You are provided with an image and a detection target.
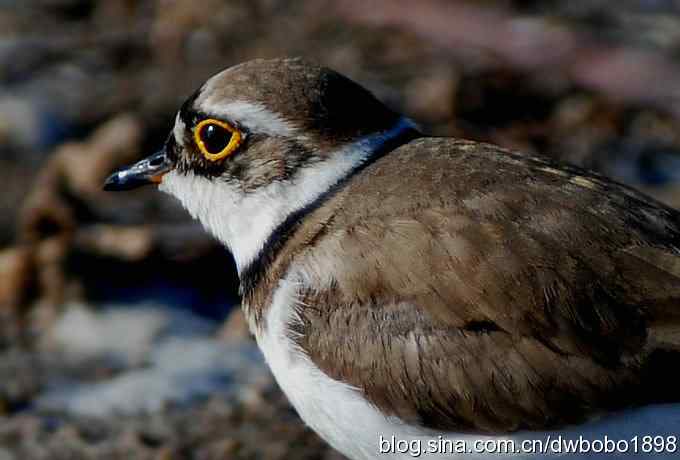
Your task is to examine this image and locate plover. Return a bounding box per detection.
[105,58,680,459]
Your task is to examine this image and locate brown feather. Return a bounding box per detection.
[243,137,680,433]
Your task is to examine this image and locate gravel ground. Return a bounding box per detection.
[0,387,342,460]
[0,304,344,459]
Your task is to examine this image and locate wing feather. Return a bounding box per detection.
[285,138,680,432]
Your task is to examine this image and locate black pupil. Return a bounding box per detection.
[201,123,232,154]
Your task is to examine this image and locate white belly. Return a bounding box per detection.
[254,277,680,460]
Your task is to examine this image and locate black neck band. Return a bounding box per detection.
[239,123,420,299]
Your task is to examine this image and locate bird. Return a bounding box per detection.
[105,58,680,459]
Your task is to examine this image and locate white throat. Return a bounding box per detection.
[160,117,415,274]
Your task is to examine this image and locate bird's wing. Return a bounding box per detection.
[290,138,680,433]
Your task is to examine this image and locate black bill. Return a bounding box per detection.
[104,148,173,191]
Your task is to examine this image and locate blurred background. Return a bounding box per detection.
[2,0,680,458]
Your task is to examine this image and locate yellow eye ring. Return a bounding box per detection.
[194,118,243,162]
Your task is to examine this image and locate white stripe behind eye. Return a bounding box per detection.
[197,100,299,137]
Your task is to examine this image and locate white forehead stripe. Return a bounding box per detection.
[173,113,186,142]
[196,100,298,137]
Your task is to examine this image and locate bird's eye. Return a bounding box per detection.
[194,119,243,161]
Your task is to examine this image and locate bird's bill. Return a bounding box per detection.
[103,148,173,191]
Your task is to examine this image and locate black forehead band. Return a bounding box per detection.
[178,88,202,128]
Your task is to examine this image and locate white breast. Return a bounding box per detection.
[253,274,444,460]
[254,274,680,460]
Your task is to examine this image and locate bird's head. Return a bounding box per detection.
[105,58,417,271]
